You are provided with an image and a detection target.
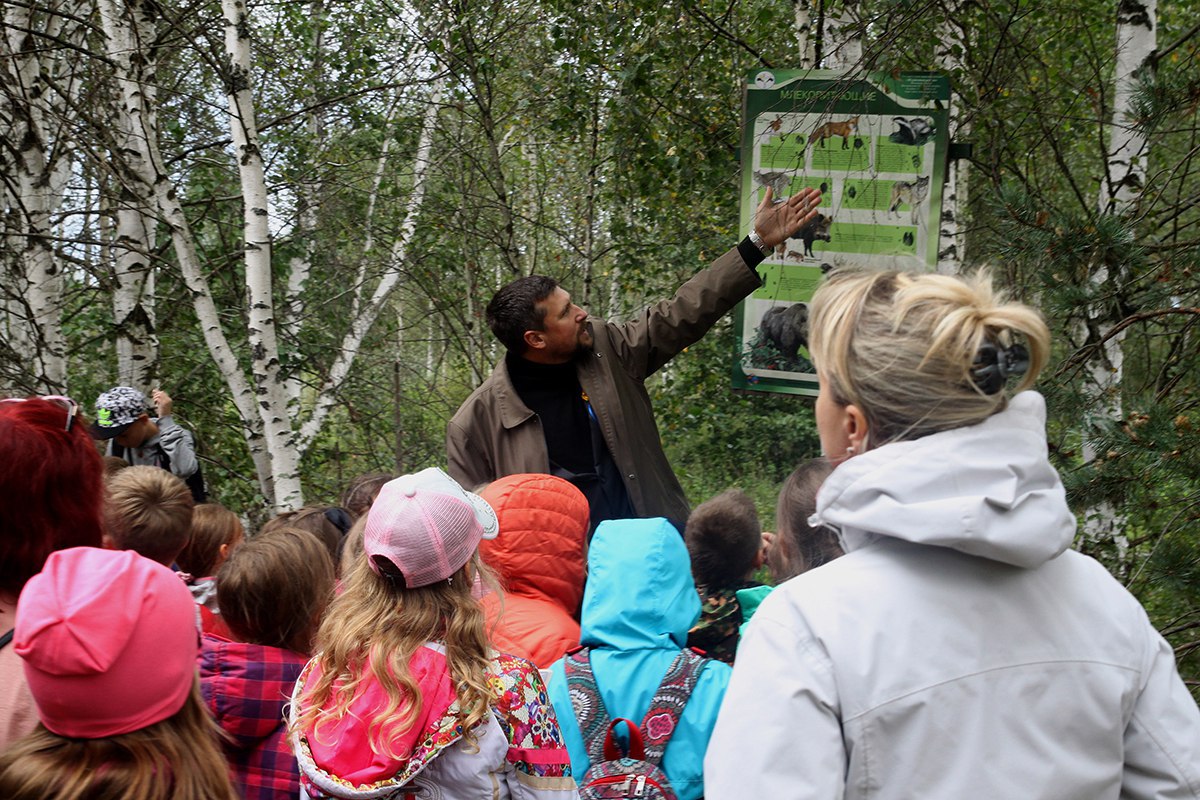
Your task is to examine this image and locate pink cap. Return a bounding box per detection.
[15,547,200,738]
[363,468,499,588]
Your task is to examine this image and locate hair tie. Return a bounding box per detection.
[971,341,1029,394]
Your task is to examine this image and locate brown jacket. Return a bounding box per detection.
[446,246,761,521]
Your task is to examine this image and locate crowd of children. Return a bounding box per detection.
[0,389,831,799]
[2,266,1199,799]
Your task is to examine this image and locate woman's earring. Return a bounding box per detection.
[846,445,856,456]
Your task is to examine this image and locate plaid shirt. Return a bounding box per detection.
[200,634,308,800]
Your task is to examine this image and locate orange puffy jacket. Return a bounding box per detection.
[478,474,589,668]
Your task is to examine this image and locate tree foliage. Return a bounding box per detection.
[2,0,1198,684]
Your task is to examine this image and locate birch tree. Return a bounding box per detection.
[295,77,445,456]
[936,4,969,276]
[221,0,304,509]
[106,0,159,391]
[823,0,864,72]
[1101,0,1157,214]
[99,0,276,497]
[1079,0,1157,549]
[793,0,816,69]
[0,0,89,392]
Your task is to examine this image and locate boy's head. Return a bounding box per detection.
[177,503,244,578]
[90,386,155,448]
[103,466,194,566]
[685,488,762,590]
[216,527,336,655]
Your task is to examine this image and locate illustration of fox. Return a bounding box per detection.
[808,116,859,149]
[758,115,784,144]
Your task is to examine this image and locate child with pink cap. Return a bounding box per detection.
[289,467,579,800]
[0,547,238,800]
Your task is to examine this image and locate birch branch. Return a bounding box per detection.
[296,76,444,454]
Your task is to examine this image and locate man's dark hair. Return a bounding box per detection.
[486,275,560,353]
[685,488,762,589]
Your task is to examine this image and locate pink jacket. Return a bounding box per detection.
[290,644,577,799]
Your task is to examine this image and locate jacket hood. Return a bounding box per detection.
[199,636,306,749]
[812,392,1075,569]
[579,517,700,650]
[292,644,460,792]
[479,474,588,614]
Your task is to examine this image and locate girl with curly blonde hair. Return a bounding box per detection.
[290,468,578,800]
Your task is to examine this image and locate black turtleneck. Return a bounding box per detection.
[505,352,594,474]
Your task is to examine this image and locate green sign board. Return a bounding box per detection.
[733,70,951,396]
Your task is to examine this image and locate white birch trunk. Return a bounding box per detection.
[108,0,160,391]
[111,202,158,390]
[282,184,317,411]
[793,0,815,69]
[936,13,968,276]
[1081,0,1156,552]
[295,77,444,454]
[1,0,87,391]
[823,0,863,72]
[1102,0,1155,212]
[99,0,275,505]
[222,0,303,511]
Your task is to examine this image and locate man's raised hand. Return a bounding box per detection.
[753,185,823,249]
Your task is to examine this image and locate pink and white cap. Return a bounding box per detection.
[363,467,499,588]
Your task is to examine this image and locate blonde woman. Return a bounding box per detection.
[0,547,238,800]
[290,468,578,800]
[706,269,1200,799]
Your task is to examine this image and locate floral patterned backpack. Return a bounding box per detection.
[564,647,708,799]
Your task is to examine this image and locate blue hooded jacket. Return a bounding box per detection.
[547,517,732,800]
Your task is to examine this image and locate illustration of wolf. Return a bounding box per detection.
[760,304,809,359]
[808,116,859,149]
[889,176,930,224]
[753,170,791,200]
[790,213,832,258]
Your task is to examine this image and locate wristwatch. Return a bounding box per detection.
[747,229,772,255]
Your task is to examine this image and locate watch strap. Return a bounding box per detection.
[747,229,771,255]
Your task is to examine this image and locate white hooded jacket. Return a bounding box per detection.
[706,392,1200,799]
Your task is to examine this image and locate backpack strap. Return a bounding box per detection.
[638,648,709,765]
[603,718,647,761]
[564,648,613,763]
